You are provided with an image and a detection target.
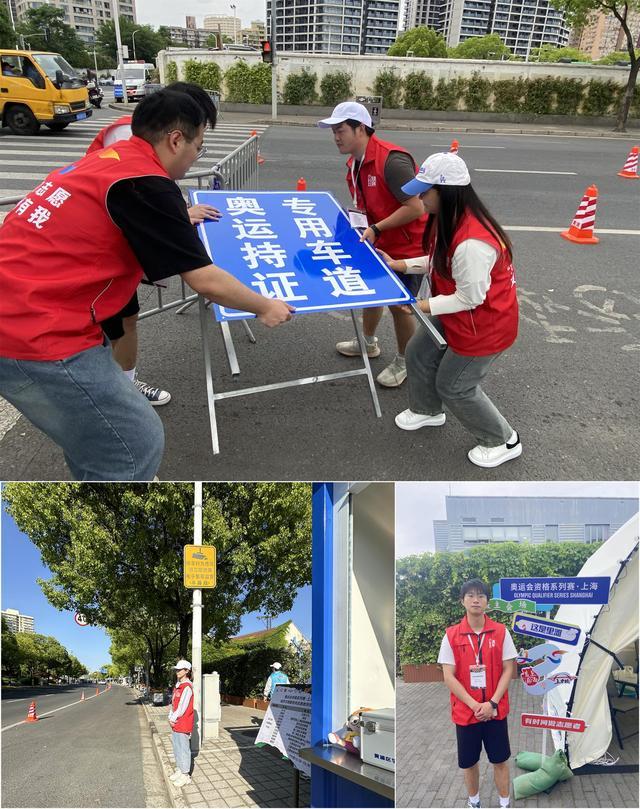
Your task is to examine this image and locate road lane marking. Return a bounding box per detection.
[475,169,577,175]
[1,690,105,731]
[505,225,640,235]
[431,144,505,149]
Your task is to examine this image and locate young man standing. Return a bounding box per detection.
[439,579,517,809]
[168,660,194,788]
[263,661,290,700]
[318,102,427,387]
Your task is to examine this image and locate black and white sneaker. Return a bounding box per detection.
[134,378,171,406]
[468,431,522,468]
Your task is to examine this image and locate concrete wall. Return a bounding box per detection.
[157,48,631,99]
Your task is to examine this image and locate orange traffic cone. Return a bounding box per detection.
[560,185,599,244]
[81,691,85,701]
[297,177,307,191]
[450,139,459,154]
[251,130,265,165]
[618,146,639,179]
[26,701,39,722]
[95,687,99,696]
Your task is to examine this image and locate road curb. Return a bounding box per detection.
[141,700,184,809]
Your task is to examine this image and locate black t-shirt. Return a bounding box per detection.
[106,175,212,282]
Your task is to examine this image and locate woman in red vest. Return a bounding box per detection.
[379,152,521,468]
[168,660,195,788]
[438,579,517,808]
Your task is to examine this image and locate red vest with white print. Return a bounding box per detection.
[446,614,510,726]
[429,212,518,356]
[345,135,427,259]
[171,680,194,734]
[86,114,132,153]
[0,136,170,360]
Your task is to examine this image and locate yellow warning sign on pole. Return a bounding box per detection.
[183,545,216,589]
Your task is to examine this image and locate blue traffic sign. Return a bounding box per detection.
[512,613,581,646]
[500,577,610,605]
[190,191,414,321]
[491,581,552,613]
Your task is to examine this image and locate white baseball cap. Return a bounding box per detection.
[401,152,471,196]
[172,659,192,670]
[270,662,282,670]
[318,101,372,129]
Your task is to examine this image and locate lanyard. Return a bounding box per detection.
[351,158,363,208]
[467,632,485,665]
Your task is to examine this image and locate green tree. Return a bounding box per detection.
[1,618,22,678]
[449,33,511,60]
[550,0,639,130]
[4,483,312,688]
[17,6,88,66]
[206,33,221,49]
[95,17,169,64]
[532,45,591,62]
[0,2,16,49]
[388,26,447,58]
[597,49,637,64]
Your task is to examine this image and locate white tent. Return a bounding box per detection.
[546,513,639,769]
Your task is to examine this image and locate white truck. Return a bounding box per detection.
[113,62,155,102]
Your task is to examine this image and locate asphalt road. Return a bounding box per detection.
[1,684,153,807]
[0,122,638,480]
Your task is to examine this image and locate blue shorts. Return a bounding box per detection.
[456,717,511,769]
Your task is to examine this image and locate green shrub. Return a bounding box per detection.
[165,62,177,83]
[320,71,353,105]
[464,72,492,112]
[372,69,403,109]
[403,72,435,110]
[283,69,317,105]
[522,77,555,115]
[224,60,251,102]
[247,63,272,104]
[433,77,465,111]
[183,59,222,91]
[491,78,525,112]
[582,79,620,116]
[630,86,640,119]
[553,78,584,115]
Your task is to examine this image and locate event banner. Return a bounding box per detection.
[255,685,311,776]
[500,577,610,604]
[521,713,586,733]
[190,191,414,321]
[512,613,582,646]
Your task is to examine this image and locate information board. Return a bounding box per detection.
[521,713,585,733]
[255,685,311,776]
[512,612,581,646]
[500,576,610,604]
[190,191,414,321]
[183,545,216,589]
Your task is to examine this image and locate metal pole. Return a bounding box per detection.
[271,11,277,120]
[111,0,128,105]
[132,29,141,62]
[192,482,203,748]
[92,48,98,81]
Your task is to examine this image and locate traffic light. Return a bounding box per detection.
[261,40,273,64]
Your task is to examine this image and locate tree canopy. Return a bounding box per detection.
[95,17,170,64]
[16,6,89,66]
[532,45,591,62]
[0,2,15,49]
[449,34,511,60]
[3,483,312,687]
[1,626,87,684]
[388,26,448,58]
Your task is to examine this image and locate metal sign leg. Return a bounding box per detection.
[198,295,221,455]
[241,319,257,344]
[351,309,382,418]
[220,321,241,376]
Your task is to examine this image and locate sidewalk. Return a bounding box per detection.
[397,680,638,808]
[143,699,310,809]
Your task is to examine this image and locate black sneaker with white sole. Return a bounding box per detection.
[134,378,171,406]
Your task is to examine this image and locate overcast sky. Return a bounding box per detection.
[396,481,640,559]
[135,0,267,29]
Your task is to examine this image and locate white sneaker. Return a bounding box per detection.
[468,431,522,468]
[377,354,407,387]
[395,408,446,430]
[172,773,191,787]
[168,769,182,781]
[336,337,380,357]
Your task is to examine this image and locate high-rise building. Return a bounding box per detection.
[13,0,137,45]
[240,19,266,48]
[167,25,212,49]
[2,608,35,633]
[266,0,400,55]
[574,9,640,60]
[203,14,242,42]
[185,15,196,30]
[405,0,569,56]
[433,497,638,553]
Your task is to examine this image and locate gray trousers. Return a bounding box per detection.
[405,319,514,448]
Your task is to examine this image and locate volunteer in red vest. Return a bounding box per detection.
[379,152,521,468]
[439,579,517,809]
[318,102,427,387]
[86,82,222,408]
[0,89,293,481]
[168,659,194,789]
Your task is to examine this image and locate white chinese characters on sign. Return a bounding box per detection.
[226,196,266,217]
[294,217,332,240]
[307,240,352,265]
[251,272,309,302]
[241,242,288,270]
[232,218,277,240]
[322,267,376,298]
[282,197,317,215]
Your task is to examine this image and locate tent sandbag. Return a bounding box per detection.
[515,750,573,779]
[513,750,573,799]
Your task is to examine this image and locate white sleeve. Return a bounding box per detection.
[502,630,518,660]
[404,255,429,274]
[428,239,498,316]
[437,634,455,666]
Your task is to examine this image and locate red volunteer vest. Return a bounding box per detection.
[429,212,518,356]
[86,114,132,153]
[0,136,170,360]
[345,135,427,259]
[446,614,510,726]
[171,679,194,734]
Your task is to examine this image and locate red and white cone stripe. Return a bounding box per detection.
[570,194,597,230]
[622,151,638,173]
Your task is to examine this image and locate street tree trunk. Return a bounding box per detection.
[615,59,640,132]
[178,614,190,659]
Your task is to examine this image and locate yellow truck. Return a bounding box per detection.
[0,49,91,135]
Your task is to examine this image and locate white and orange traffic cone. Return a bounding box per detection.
[26,701,39,722]
[560,185,599,245]
[95,687,99,696]
[251,130,265,165]
[450,139,459,154]
[297,177,307,191]
[618,146,639,179]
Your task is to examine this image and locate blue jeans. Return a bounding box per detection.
[171,730,192,774]
[0,340,164,480]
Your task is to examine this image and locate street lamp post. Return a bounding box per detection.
[131,28,141,61]
[230,4,237,45]
[191,482,203,752]
[110,0,128,104]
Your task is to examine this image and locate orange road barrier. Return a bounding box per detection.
[297,177,307,191]
[560,185,599,245]
[618,146,639,179]
[450,139,459,154]
[26,701,39,722]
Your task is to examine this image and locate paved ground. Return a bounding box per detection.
[143,699,310,808]
[396,680,639,808]
[1,114,638,480]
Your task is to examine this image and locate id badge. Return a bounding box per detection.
[348,209,369,230]
[470,664,487,689]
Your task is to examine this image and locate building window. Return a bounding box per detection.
[585,524,609,543]
[463,525,533,543]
